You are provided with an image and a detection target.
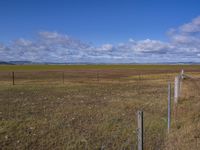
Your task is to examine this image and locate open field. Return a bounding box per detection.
[0,64,200,71]
[0,65,200,149]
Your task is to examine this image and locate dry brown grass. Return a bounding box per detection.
[164,78,200,150]
[0,65,200,149]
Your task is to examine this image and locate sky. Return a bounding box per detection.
[0,0,200,63]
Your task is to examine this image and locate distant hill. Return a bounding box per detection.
[0,61,14,65]
[9,61,33,65]
[0,61,200,65]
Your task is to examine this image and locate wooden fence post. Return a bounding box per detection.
[62,72,65,84]
[97,71,99,83]
[181,69,184,76]
[180,70,184,94]
[12,72,15,85]
[174,76,180,104]
[174,75,183,122]
[168,83,171,133]
[137,111,143,150]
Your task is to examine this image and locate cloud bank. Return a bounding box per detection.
[1,16,200,63]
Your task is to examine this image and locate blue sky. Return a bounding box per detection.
[0,0,200,63]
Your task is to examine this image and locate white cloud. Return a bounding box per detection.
[165,16,200,57]
[115,39,172,55]
[1,16,200,63]
[96,44,113,51]
[38,31,91,50]
[179,16,200,33]
[169,16,200,44]
[133,39,170,53]
[0,43,5,50]
[39,31,62,39]
[13,38,32,46]
[170,34,200,47]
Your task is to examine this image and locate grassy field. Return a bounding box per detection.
[0,64,200,71]
[0,65,200,149]
[165,78,200,150]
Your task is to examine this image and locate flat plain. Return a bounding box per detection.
[0,65,200,150]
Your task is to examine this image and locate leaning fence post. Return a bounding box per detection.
[137,111,143,150]
[174,76,180,104]
[168,83,171,133]
[12,71,15,85]
[174,75,182,122]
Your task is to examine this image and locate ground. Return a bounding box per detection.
[0,65,200,150]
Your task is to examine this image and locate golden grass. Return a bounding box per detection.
[164,78,200,150]
[0,64,200,71]
[0,66,200,149]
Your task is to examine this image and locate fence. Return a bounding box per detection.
[1,69,199,149]
[0,69,175,85]
[136,69,199,150]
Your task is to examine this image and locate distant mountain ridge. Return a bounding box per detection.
[0,61,14,65]
[0,61,200,65]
